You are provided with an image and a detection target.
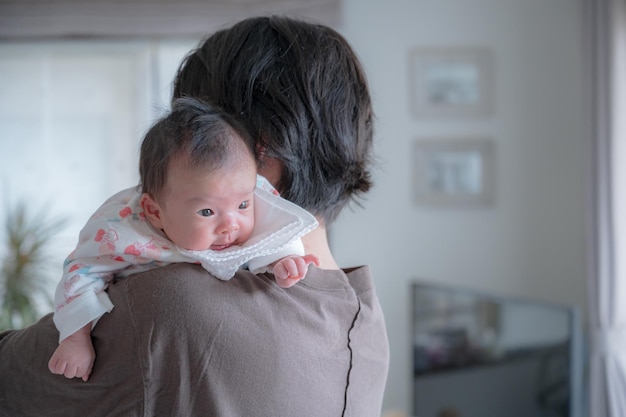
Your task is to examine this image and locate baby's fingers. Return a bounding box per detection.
[82,365,93,382]
[274,259,302,280]
[48,356,65,376]
[301,254,320,267]
[283,256,313,280]
[63,363,79,379]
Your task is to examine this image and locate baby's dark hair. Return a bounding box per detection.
[173,16,374,224]
[139,97,254,199]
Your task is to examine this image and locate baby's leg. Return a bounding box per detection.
[48,323,95,382]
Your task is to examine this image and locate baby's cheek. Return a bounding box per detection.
[236,215,253,238]
[243,222,256,241]
[177,230,210,251]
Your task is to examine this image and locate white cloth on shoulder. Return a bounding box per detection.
[178,183,318,279]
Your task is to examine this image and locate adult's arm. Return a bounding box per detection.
[0,263,389,417]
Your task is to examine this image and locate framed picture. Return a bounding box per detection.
[412,138,495,206]
[410,47,494,118]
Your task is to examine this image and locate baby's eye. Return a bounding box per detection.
[198,208,214,217]
[239,200,250,210]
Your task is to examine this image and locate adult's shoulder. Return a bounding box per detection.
[300,264,376,295]
[106,263,268,322]
[99,263,388,417]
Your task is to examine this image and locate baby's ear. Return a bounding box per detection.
[140,193,163,228]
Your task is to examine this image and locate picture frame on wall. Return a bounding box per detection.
[410,47,495,118]
[412,138,495,206]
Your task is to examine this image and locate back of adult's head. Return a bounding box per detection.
[173,15,374,225]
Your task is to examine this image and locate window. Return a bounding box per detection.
[0,39,196,262]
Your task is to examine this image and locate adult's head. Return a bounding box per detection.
[173,15,374,225]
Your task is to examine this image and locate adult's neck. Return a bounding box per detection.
[301,221,340,270]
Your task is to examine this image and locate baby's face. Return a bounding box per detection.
[150,156,257,251]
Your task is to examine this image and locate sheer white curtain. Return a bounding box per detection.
[587,0,626,416]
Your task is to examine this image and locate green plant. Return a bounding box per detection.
[0,201,67,331]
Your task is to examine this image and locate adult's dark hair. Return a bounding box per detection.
[139,97,254,199]
[173,16,374,224]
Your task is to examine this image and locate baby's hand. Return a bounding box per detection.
[273,254,319,288]
[48,325,95,382]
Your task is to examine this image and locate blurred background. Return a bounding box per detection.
[0,0,593,415]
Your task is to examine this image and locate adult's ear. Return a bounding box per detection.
[140,193,164,229]
[256,148,283,190]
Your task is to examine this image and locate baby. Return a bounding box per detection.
[48,97,318,381]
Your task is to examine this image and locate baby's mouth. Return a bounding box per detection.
[210,243,233,251]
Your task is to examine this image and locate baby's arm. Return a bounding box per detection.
[50,188,141,380]
[271,254,319,288]
[247,238,318,287]
[48,323,94,382]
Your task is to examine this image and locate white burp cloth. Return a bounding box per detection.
[178,186,318,280]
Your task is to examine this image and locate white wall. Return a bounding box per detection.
[333,0,588,414]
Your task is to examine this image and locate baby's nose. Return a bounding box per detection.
[218,215,239,234]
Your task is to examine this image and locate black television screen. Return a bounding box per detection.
[411,281,583,417]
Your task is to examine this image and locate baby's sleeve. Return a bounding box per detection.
[52,255,122,342]
[52,188,139,342]
[246,238,305,275]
